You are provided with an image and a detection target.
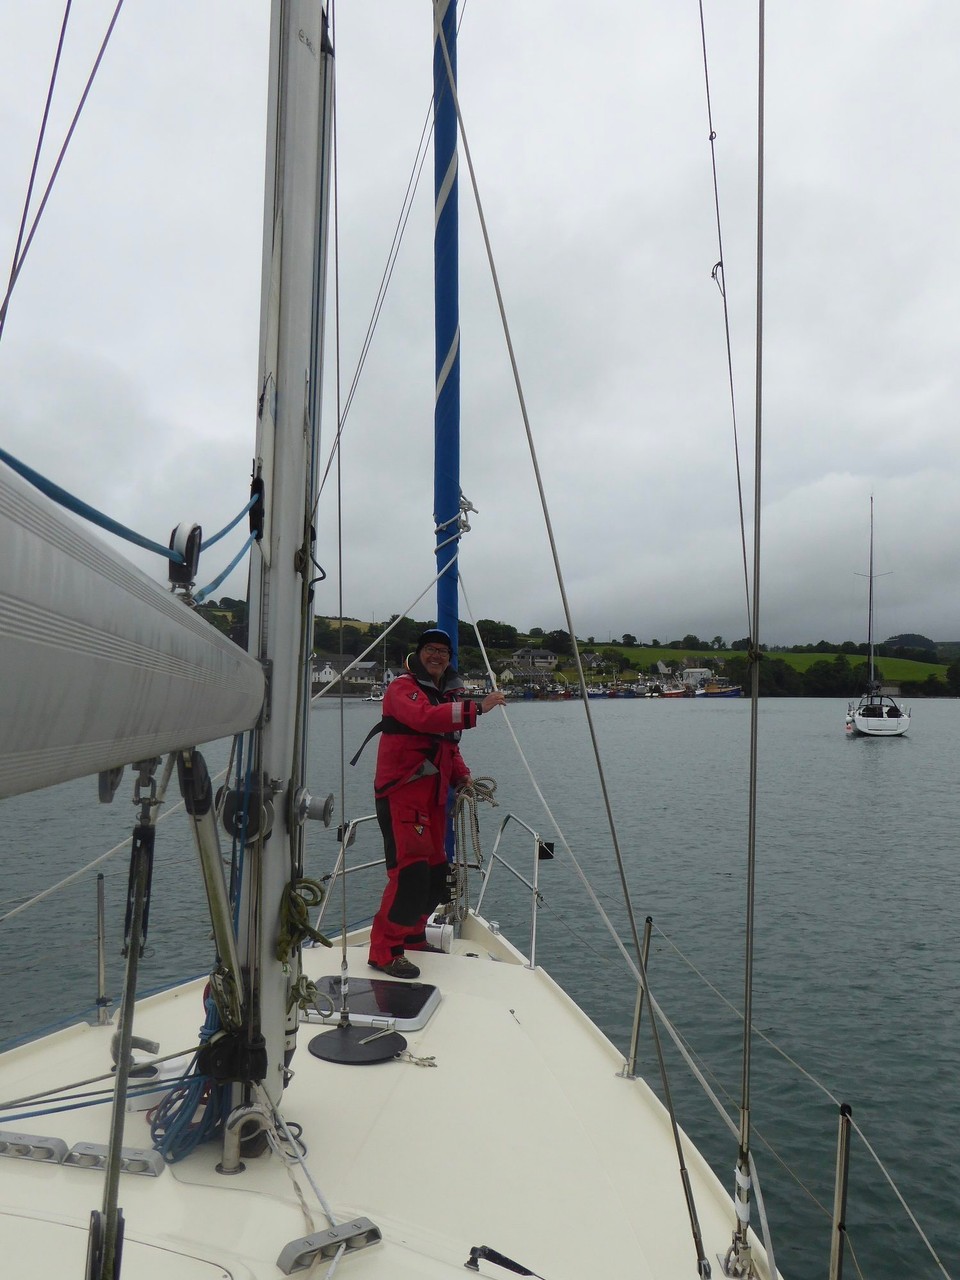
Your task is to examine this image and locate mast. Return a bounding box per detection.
[239,0,334,1106]
[867,495,875,687]
[432,0,460,659]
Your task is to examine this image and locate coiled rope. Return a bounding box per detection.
[452,776,497,919]
[276,879,332,962]
[148,992,229,1163]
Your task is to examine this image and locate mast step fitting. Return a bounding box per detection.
[276,1218,382,1274]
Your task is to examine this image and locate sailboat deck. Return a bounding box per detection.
[0,921,774,1277]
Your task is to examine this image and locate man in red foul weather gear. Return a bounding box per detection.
[367,629,505,979]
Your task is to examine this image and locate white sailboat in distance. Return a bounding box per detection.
[845,497,911,738]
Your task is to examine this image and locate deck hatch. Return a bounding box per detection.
[308,976,440,1031]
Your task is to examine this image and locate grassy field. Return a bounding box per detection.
[312,620,950,684]
[555,646,948,684]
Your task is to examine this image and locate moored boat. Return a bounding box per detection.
[694,679,743,698]
[845,498,910,738]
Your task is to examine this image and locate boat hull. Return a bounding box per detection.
[845,696,910,737]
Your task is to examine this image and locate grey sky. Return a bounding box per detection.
[3,3,958,648]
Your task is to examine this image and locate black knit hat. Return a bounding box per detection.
[416,628,452,654]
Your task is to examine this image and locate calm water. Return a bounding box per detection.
[2,695,957,1279]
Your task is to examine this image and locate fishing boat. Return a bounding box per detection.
[845,498,910,738]
[5,4,935,1280]
[659,679,694,698]
[694,680,743,698]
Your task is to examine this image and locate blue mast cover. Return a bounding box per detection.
[433,0,460,663]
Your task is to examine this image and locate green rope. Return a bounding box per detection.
[276,877,332,962]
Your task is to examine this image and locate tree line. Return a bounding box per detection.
[193,603,958,696]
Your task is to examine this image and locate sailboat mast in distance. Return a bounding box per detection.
[866,495,875,685]
[845,495,910,736]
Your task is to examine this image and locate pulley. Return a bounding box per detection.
[168,521,202,589]
[217,781,274,844]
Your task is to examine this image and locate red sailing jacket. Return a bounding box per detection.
[373,662,481,801]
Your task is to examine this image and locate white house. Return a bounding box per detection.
[313,657,379,688]
[510,647,559,671]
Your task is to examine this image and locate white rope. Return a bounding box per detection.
[437,0,649,977]
[254,1089,373,1278]
[433,490,476,553]
[0,834,132,924]
[318,1244,347,1279]
[256,1085,338,1227]
[460,578,747,1153]
[459,579,644,965]
[311,551,461,702]
[452,775,498,919]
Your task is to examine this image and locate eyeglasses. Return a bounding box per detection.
[422,645,451,657]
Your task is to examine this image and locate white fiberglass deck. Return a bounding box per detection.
[0,917,775,1278]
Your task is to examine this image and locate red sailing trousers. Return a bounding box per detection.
[368,782,450,966]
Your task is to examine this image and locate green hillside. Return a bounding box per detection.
[302,614,956,697]
[600,646,947,685]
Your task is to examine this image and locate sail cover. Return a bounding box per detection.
[0,465,264,798]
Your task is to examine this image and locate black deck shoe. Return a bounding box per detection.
[368,955,421,980]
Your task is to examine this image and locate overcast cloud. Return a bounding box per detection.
[2,3,959,649]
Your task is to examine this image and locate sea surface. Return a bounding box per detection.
[2,695,957,1279]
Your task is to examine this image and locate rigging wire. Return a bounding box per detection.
[328,0,353,986]
[459,576,713,1267]
[0,0,72,345]
[697,0,753,640]
[725,3,768,1274]
[309,554,460,702]
[313,5,471,515]
[435,0,645,996]
[314,54,433,510]
[430,12,713,1259]
[0,0,127,345]
[0,757,233,925]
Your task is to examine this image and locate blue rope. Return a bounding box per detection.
[200,495,257,551]
[0,444,183,562]
[194,533,256,603]
[2,445,259,589]
[148,991,231,1163]
[0,1078,192,1125]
